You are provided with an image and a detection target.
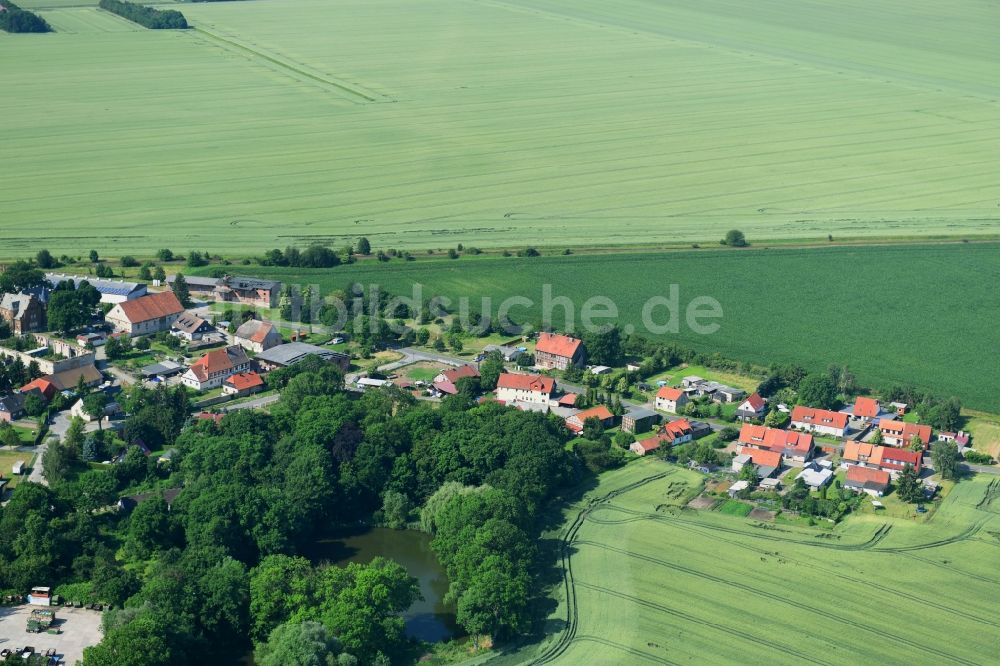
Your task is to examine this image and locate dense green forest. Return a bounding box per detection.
[98,0,188,29]
[0,0,51,33]
[0,356,578,664]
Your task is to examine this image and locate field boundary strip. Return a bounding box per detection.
[192,26,384,103]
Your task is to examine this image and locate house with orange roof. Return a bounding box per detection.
[737,424,814,463]
[842,440,921,477]
[223,371,265,397]
[736,392,767,421]
[534,332,585,371]
[629,439,661,456]
[105,291,184,337]
[565,405,615,433]
[852,396,882,422]
[181,346,251,391]
[732,447,782,478]
[790,405,848,438]
[844,465,890,497]
[878,419,932,449]
[496,373,556,406]
[654,386,688,414]
[20,378,56,402]
[653,418,694,446]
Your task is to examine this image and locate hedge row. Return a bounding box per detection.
[0,0,52,33]
[98,0,187,29]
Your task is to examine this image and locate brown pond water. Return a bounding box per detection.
[309,528,459,643]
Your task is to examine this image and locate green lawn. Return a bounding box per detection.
[5,0,1000,257]
[716,499,753,516]
[504,459,1000,664]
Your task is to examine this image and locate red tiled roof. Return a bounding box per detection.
[665,418,692,436]
[739,424,813,454]
[853,397,881,419]
[879,447,922,471]
[878,419,932,446]
[657,386,684,401]
[741,392,766,411]
[196,412,224,424]
[846,465,890,486]
[189,346,247,382]
[558,393,578,406]
[225,372,263,391]
[116,291,183,324]
[570,405,614,422]
[497,373,555,394]
[633,439,661,453]
[535,332,582,359]
[443,365,479,383]
[744,448,782,468]
[790,406,848,430]
[843,441,883,465]
[20,378,56,400]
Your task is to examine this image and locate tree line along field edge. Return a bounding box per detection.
[193,243,1000,413]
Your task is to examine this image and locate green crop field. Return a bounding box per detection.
[198,243,1000,412]
[4,0,1000,256]
[491,459,1000,665]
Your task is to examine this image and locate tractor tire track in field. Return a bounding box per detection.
[529,471,672,665]
[573,635,678,665]
[574,582,831,666]
[191,26,382,103]
[591,503,894,550]
[574,540,977,666]
[646,515,1000,627]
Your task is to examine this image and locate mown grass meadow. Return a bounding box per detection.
[4,0,1000,255]
[502,459,1000,665]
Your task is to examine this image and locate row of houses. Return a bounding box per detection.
[653,381,751,415]
[167,275,282,309]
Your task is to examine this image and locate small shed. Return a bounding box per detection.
[12,461,26,475]
[759,478,781,491]
[728,480,749,497]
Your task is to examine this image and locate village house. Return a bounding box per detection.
[432,365,480,396]
[181,346,251,391]
[878,419,932,449]
[105,291,184,337]
[0,293,46,335]
[46,364,103,391]
[790,405,848,438]
[852,396,882,422]
[71,397,119,423]
[482,344,522,362]
[842,441,922,477]
[737,424,814,463]
[736,392,767,421]
[254,342,350,372]
[0,393,26,423]
[223,371,265,397]
[844,466,891,497]
[45,273,147,304]
[654,386,688,414]
[653,418,695,446]
[534,332,585,370]
[621,406,660,434]
[496,373,556,406]
[732,447,782,478]
[214,276,281,309]
[234,319,283,353]
[798,462,834,490]
[565,405,615,433]
[878,447,923,475]
[938,431,971,447]
[630,439,660,456]
[170,312,215,341]
[20,378,56,403]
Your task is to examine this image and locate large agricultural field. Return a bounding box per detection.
[198,242,1000,413]
[4,0,1000,256]
[492,459,1000,665]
